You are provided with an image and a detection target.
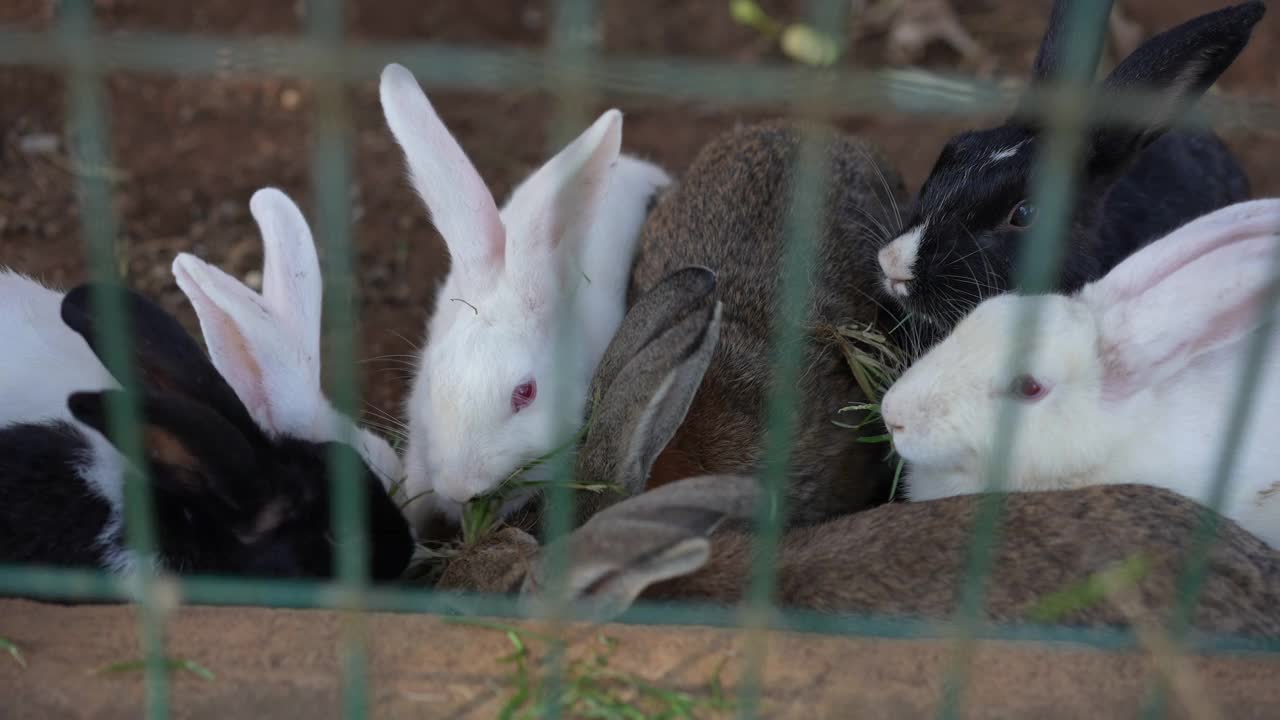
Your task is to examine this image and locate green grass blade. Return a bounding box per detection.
[0,637,26,668]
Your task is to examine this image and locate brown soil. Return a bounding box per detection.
[3,598,1280,719]
[3,1,1280,715]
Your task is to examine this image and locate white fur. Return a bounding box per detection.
[0,271,117,427]
[0,270,142,570]
[380,64,671,527]
[172,188,404,492]
[986,140,1029,165]
[882,199,1280,548]
[878,223,926,298]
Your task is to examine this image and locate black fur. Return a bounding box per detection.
[0,283,414,583]
[883,1,1264,336]
[0,421,112,567]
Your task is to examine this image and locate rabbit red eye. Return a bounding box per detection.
[1009,374,1046,400]
[1008,200,1037,228]
[511,380,537,413]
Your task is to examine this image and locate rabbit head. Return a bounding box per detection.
[437,266,724,591]
[881,199,1280,502]
[378,64,665,527]
[59,283,415,579]
[171,188,403,492]
[876,0,1265,330]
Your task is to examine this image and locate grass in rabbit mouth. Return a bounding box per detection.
[399,391,617,582]
[824,321,909,500]
[455,620,733,720]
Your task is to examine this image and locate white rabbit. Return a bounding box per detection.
[0,270,118,428]
[172,188,404,491]
[378,63,672,528]
[881,199,1280,547]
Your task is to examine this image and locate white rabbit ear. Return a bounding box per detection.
[379,63,505,292]
[251,187,322,372]
[1082,200,1280,399]
[172,253,289,433]
[505,109,622,272]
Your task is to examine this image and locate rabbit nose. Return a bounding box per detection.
[878,238,916,298]
[887,421,905,434]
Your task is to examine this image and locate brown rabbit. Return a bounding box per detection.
[442,473,1280,638]
[628,121,909,524]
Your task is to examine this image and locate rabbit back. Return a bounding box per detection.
[646,485,1280,637]
[629,122,908,524]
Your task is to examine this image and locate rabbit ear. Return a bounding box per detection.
[252,188,322,370]
[1029,0,1107,81]
[502,109,622,279]
[379,63,505,293]
[60,283,257,434]
[173,253,288,433]
[1089,1,1265,177]
[172,188,328,438]
[572,267,721,519]
[1082,199,1280,400]
[523,475,761,620]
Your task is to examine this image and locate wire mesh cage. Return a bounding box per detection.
[3,0,1280,718]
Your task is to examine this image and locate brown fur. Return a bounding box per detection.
[645,485,1280,636]
[441,484,1280,637]
[629,122,909,524]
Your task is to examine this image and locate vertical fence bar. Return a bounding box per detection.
[58,1,171,717]
[934,2,1112,718]
[536,1,599,716]
[1140,214,1280,717]
[305,0,369,718]
[736,2,847,717]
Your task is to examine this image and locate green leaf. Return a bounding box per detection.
[781,24,842,66]
[855,433,892,444]
[0,637,26,668]
[729,0,779,35]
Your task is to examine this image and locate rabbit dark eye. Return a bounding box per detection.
[1007,200,1037,228]
[1009,374,1047,401]
[511,379,537,413]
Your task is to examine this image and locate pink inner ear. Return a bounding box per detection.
[174,261,275,431]
[1090,202,1280,307]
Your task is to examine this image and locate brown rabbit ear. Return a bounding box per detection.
[573,278,722,521]
[588,266,717,396]
[522,475,760,621]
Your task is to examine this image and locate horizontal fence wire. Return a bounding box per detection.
[4,2,1280,719]
[1,26,1278,131]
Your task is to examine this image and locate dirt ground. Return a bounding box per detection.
[3,1,1280,716]
[3,598,1280,720]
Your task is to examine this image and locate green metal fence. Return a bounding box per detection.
[3,0,1280,718]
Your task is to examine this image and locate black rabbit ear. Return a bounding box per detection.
[1030,0,1113,81]
[68,390,258,501]
[61,284,262,438]
[1090,1,1265,177]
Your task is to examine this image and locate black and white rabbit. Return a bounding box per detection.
[876,0,1265,336]
[0,216,414,579]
